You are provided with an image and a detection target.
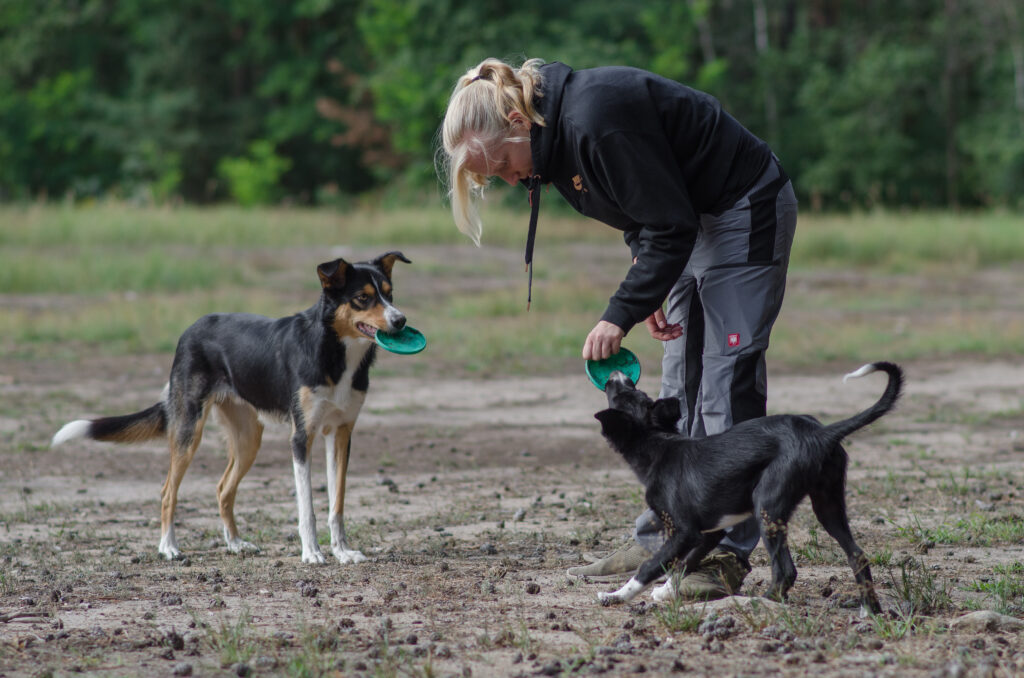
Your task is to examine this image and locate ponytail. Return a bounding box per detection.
[439,58,546,244]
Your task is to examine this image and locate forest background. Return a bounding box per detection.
[2,0,1023,212]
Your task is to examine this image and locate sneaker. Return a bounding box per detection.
[672,548,751,600]
[566,542,650,579]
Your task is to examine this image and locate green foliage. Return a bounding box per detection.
[0,2,1022,209]
[218,140,293,206]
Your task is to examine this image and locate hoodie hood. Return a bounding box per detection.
[529,62,572,184]
[520,62,572,309]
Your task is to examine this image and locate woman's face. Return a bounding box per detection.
[462,119,533,186]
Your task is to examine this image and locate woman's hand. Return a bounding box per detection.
[583,321,625,361]
[643,308,683,342]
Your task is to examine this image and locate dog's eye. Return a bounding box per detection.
[355,293,372,304]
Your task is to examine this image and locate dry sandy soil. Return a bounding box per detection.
[1,353,1024,677]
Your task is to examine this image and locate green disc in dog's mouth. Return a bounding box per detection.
[374,325,426,355]
[585,347,641,390]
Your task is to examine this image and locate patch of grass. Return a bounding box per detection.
[900,512,1024,547]
[202,608,260,666]
[884,557,954,616]
[794,526,845,566]
[789,210,1024,273]
[0,499,68,525]
[651,579,705,634]
[284,623,346,677]
[0,246,245,294]
[729,597,830,638]
[0,290,294,358]
[868,606,928,641]
[0,570,15,595]
[965,562,1024,615]
[773,607,832,638]
[5,204,1024,372]
[937,469,974,497]
[870,546,895,567]
[768,307,1024,368]
[0,201,621,249]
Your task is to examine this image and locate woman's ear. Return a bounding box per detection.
[507,111,531,130]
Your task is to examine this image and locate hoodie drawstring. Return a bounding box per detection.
[525,176,540,310]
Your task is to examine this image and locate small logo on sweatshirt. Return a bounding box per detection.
[572,174,586,192]
[727,333,741,347]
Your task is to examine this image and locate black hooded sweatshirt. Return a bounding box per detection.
[527,62,776,332]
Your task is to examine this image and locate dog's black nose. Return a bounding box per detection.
[393,315,406,331]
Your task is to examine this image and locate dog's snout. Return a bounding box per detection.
[386,307,406,332]
[606,370,631,387]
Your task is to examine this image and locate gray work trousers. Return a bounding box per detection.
[634,158,798,559]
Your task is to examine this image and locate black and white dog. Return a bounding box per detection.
[53,252,411,564]
[593,362,903,613]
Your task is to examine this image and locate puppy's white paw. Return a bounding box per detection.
[333,548,367,564]
[226,537,260,554]
[301,548,327,564]
[598,577,645,605]
[652,579,676,602]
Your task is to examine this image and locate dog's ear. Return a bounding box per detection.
[651,398,682,432]
[317,258,349,290]
[594,408,640,441]
[373,251,411,279]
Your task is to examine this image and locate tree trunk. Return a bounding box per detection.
[753,0,779,143]
[1004,0,1024,125]
[687,0,717,64]
[944,0,961,209]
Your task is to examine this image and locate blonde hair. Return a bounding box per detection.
[439,58,546,245]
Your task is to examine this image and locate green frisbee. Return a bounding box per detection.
[585,347,641,390]
[375,325,426,355]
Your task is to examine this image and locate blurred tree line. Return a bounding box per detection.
[1,0,1022,210]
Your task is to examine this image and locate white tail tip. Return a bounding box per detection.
[52,420,91,447]
[843,363,878,383]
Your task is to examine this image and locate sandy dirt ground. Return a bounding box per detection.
[1,353,1024,677]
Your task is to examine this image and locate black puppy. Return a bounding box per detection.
[594,362,903,613]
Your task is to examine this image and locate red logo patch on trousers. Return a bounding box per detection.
[727,333,741,347]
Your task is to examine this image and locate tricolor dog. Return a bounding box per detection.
[52,252,411,564]
[594,362,903,613]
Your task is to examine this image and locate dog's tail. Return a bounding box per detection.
[52,402,168,447]
[818,361,904,446]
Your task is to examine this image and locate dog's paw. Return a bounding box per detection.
[226,538,260,554]
[158,534,181,561]
[651,579,675,603]
[599,576,645,605]
[333,548,367,564]
[301,549,328,565]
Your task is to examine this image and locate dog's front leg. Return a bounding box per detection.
[598,577,647,605]
[291,425,326,564]
[598,534,694,605]
[651,535,722,602]
[324,425,367,564]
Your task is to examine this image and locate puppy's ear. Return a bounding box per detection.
[594,408,640,441]
[651,398,682,432]
[317,258,349,289]
[373,251,411,279]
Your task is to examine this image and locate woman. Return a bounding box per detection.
[440,58,798,600]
